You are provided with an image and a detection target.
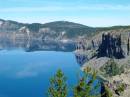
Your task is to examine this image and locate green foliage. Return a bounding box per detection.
[73,67,100,97]
[91,50,97,57]
[27,23,42,32]
[119,65,125,74]
[97,26,130,31]
[48,67,119,97]
[48,69,68,97]
[116,83,125,93]
[101,59,124,77]
[103,85,113,97]
[40,21,97,38]
[73,76,92,97]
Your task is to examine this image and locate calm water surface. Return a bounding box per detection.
[0,50,81,97]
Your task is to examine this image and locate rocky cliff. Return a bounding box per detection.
[0,19,130,51]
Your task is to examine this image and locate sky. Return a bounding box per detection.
[0,0,130,27]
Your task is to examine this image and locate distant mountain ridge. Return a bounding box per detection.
[0,18,130,51]
[0,19,96,38]
[0,18,130,39]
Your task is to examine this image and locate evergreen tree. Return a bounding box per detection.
[48,69,68,97]
[73,67,100,97]
[101,83,113,97]
[102,59,121,77]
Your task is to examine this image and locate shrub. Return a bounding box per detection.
[116,83,126,93]
[101,59,124,77]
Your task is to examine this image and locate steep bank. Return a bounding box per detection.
[0,18,130,51]
[75,29,130,97]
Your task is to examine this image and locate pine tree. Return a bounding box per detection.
[73,67,100,97]
[48,69,68,97]
[103,59,121,77]
[101,83,113,97]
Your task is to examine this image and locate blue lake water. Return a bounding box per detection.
[0,50,81,97]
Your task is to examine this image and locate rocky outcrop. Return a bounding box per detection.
[97,33,125,59]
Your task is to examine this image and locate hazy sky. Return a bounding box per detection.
[0,0,130,27]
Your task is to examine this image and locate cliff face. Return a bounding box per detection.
[0,19,97,39]
[0,18,130,51]
[97,33,125,59]
[0,19,98,51]
[75,28,130,69]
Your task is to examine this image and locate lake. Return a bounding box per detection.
[0,50,81,97]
